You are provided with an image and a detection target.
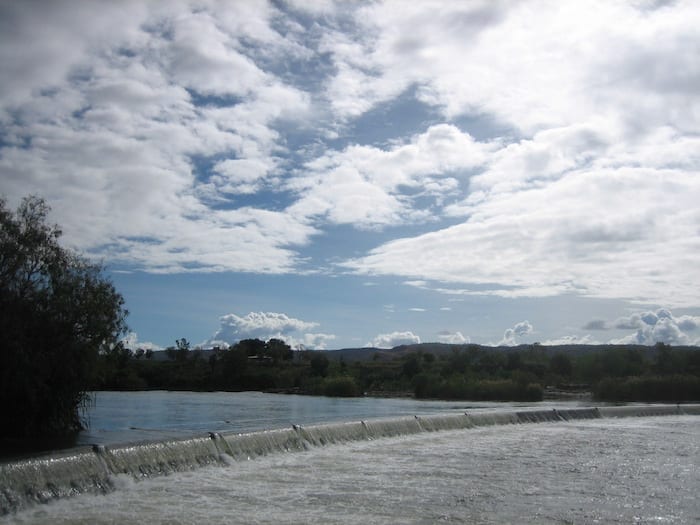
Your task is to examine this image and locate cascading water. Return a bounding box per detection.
[99,435,223,478]
[0,447,112,513]
[414,413,472,431]
[361,416,424,439]
[465,410,520,426]
[2,404,698,516]
[296,421,369,446]
[219,428,305,460]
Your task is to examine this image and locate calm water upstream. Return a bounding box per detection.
[5,415,699,524]
[77,390,592,446]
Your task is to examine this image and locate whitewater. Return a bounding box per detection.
[2,405,699,523]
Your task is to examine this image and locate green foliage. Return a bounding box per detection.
[91,328,700,404]
[0,196,127,438]
[238,338,266,357]
[310,352,330,377]
[594,375,700,402]
[322,376,361,397]
[414,375,543,401]
[549,352,573,377]
[266,338,293,362]
[575,346,645,382]
[402,353,422,378]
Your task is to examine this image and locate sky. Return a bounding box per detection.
[1,0,700,350]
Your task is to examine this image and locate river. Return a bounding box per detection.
[77,390,594,446]
[2,392,699,523]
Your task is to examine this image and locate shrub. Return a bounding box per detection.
[594,375,700,402]
[323,376,361,397]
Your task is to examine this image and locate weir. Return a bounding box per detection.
[2,403,698,515]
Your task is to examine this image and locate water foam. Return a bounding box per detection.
[2,403,698,515]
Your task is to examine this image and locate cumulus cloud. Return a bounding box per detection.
[544,309,700,347]
[610,309,700,346]
[295,333,337,351]
[287,124,493,229]
[2,0,700,340]
[437,331,469,345]
[208,311,322,347]
[0,1,313,274]
[497,321,533,347]
[345,164,700,307]
[332,2,700,309]
[541,334,599,346]
[324,1,700,133]
[368,331,421,349]
[120,331,162,351]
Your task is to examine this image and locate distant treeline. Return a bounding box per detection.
[94,340,700,402]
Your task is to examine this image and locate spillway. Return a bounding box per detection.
[2,403,698,516]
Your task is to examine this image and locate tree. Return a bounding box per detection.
[266,338,293,362]
[402,353,422,378]
[237,338,266,357]
[220,345,248,387]
[174,337,190,362]
[0,196,127,439]
[310,352,329,377]
[549,352,573,378]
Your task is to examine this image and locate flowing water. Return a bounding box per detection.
[77,391,582,446]
[1,392,699,523]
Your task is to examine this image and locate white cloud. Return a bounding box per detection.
[120,331,163,351]
[368,331,421,349]
[437,331,469,345]
[497,321,533,346]
[513,321,533,337]
[295,333,337,351]
[344,164,700,306]
[610,309,700,346]
[325,2,700,310]
[2,0,700,339]
[212,158,276,195]
[287,124,493,229]
[208,311,320,346]
[541,334,599,346]
[0,1,313,274]
[0,1,150,111]
[323,1,700,133]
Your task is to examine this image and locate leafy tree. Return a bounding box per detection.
[220,346,248,386]
[237,338,266,357]
[310,352,329,377]
[322,376,360,397]
[266,338,293,362]
[402,353,422,378]
[174,337,190,362]
[0,196,127,439]
[549,352,573,378]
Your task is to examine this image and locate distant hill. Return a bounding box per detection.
[142,342,699,363]
[326,343,700,362]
